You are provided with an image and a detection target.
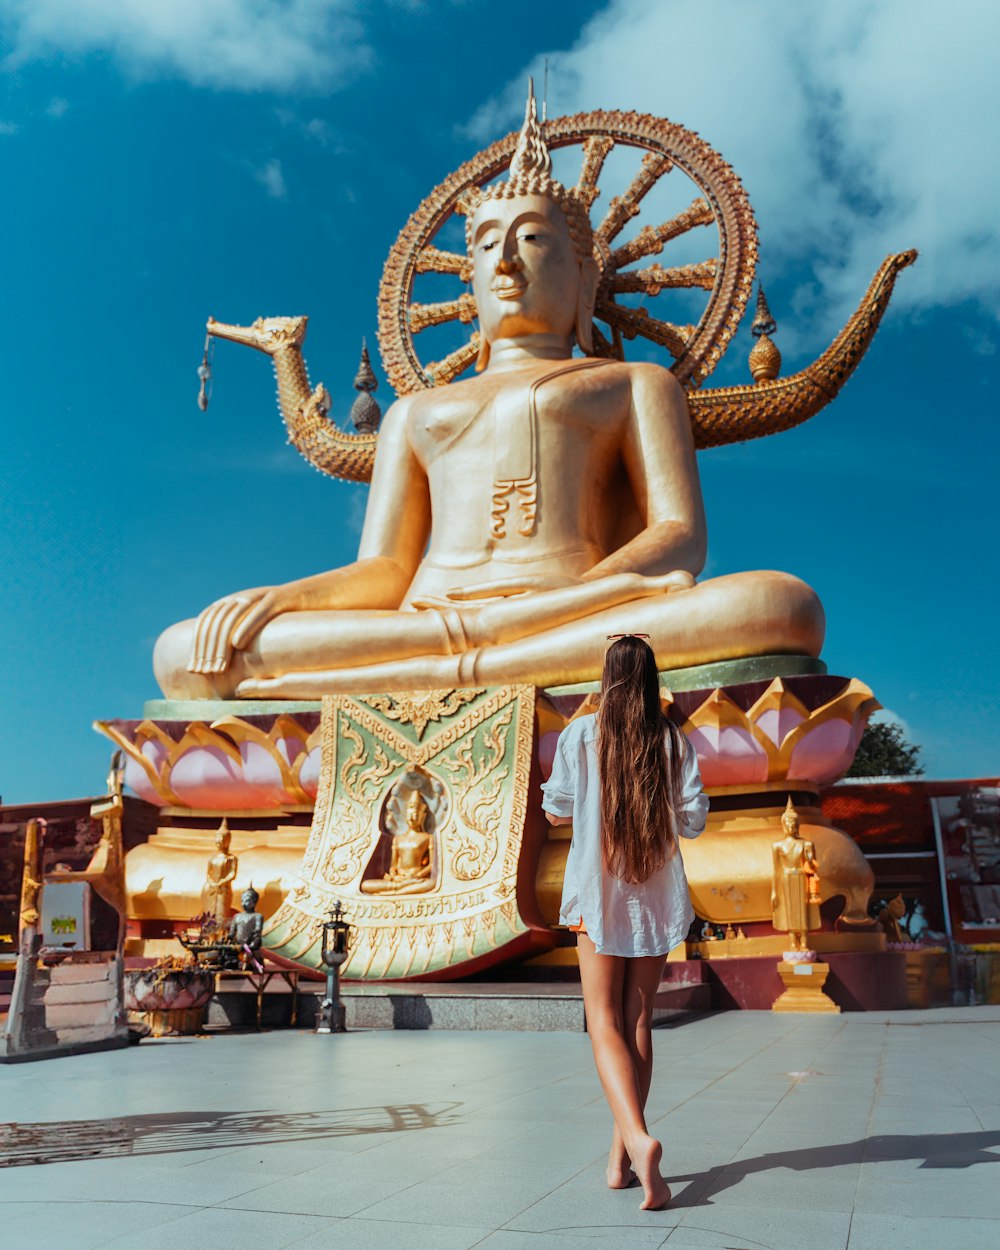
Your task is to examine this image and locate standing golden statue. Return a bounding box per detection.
[771,797,822,952]
[18,818,43,935]
[203,820,238,927]
[152,89,913,701]
[361,789,436,896]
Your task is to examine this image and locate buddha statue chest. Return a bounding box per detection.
[409,363,628,564]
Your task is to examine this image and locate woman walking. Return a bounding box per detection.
[541,634,708,1210]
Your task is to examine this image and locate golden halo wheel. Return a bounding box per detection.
[377,110,758,397]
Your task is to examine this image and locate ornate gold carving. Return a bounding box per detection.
[408,293,478,334]
[320,722,394,887]
[425,334,481,388]
[610,259,718,295]
[594,151,674,244]
[688,250,917,446]
[575,135,614,209]
[442,704,513,881]
[262,686,541,978]
[204,315,377,484]
[415,246,473,282]
[360,689,483,738]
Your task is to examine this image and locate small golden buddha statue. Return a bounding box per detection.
[771,797,821,952]
[152,88,824,701]
[361,790,436,896]
[203,820,238,927]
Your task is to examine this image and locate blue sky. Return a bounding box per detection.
[1,0,997,804]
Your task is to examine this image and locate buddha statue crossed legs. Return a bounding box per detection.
[153,93,823,701]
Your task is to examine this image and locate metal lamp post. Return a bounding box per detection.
[316,901,351,1033]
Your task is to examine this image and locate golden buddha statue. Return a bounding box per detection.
[150,90,857,702]
[771,797,822,951]
[203,820,238,926]
[361,789,436,896]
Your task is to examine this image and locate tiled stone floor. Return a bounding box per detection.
[1,1007,999,1249]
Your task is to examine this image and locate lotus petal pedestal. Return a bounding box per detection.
[97,655,881,976]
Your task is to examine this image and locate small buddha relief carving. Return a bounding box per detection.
[360,770,449,896]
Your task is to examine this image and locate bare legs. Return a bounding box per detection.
[608,954,661,1187]
[577,934,671,1210]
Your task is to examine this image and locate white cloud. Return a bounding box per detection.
[0,120,19,135]
[2,0,369,93]
[254,157,287,199]
[470,0,1000,340]
[46,97,69,117]
[872,707,916,741]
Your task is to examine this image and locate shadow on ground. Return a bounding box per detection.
[0,1103,462,1168]
[669,1131,1000,1207]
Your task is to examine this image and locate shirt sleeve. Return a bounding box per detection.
[540,723,577,818]
[675,732,709,838]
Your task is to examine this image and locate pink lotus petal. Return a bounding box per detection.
[298,747,321,798]
[755,707,805,748]
[238,741,295,806]
[788,719,856,786]
[124,757,164,806]
[171,745,276,810]
[688,725,769,786]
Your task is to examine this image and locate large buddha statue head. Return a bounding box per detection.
[466,88,601,368]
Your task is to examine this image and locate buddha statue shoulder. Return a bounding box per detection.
[153,90,913,701]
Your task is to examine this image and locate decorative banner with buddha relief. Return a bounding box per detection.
[262,685,550,979]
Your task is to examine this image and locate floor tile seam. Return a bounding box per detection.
[845,1020,889,1249]
[217,1199,366,1219]
[335,1143,587,1225]
[0,1197,207,1212]
[696,1020,876,1180]
[491,1149,616,1233]
[650,1026,802,1122]
[278,1215,347,1248]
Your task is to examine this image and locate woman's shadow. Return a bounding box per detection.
[668,1130,1000,1206]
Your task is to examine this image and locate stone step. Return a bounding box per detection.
[205,978,710,1032]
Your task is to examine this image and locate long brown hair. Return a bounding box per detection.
[597,635,685,884]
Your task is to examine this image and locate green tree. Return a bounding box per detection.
[847,721,925,778]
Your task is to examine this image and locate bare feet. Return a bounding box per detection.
[606,1144,636,1189]
[630,1134,672,1210]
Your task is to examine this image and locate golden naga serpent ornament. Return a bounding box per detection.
[207,110,915,483]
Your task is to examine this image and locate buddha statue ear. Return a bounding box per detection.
[476,334,491,372]
[575,257,601,356]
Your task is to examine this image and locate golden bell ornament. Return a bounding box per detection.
[749,333,782,382]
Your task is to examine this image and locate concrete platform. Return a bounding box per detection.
[207,978,711,1031]
[2,1007,998,1249]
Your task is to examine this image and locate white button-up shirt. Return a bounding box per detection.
[540,713,709,957]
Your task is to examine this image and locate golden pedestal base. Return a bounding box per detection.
[772,960,840,1013]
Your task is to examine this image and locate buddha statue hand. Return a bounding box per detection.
[188,584,284,675]
[186,557,411,676]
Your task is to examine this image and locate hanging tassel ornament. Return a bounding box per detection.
[196,331,215,412]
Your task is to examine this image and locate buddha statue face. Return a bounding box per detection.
[781,800,800,839]
[470,193,599,354]
[405,789,429,832]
